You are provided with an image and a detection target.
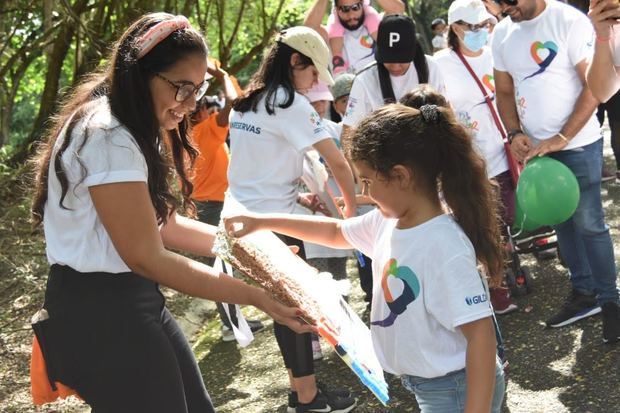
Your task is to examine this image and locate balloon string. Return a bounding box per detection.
[512,212,526,238]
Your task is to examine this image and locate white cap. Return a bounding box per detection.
[277,26,334,86]
[448,0,494,25]
[305,81,334,103]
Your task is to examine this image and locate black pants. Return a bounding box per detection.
[36,265,215,413]
[357,254,373,303]
[272,234,315,378]
[597,90,620,169]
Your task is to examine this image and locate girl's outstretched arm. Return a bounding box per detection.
[460,316,498,413]
[90,181,315,334]
[224,213,352,250]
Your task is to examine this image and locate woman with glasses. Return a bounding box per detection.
[434,0,518,316]
[29,13,313,412]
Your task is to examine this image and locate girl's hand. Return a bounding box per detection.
[297,193,332,217]
[589,0,620,37]
[224,214,260,238]
[253,289,317,334]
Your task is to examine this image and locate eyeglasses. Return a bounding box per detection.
[337,2,363,13]
[155,73,210,102]
[492,0,518,6]
[455,20,491,32]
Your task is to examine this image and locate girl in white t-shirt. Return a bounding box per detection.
[227,26,358,413]
[225,104,506,413]
[29,13,313,412]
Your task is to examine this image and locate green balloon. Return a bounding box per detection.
[513,196,543,232]
[515,156,580,226]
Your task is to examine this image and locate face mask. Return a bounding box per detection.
[463,28,489,52]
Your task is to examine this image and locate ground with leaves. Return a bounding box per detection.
[1,127,619,412]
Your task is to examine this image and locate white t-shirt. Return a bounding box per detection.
[343,25,376,73]
[227,88,331,213]
[491,0,600,149]
[301,118,350,259]
[44,98,148,273]
[341,211,493,378]
[432,34,447,50]
[342,57,446,127]
[434,47,509,178]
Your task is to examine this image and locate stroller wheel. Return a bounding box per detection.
[506,266,533,297]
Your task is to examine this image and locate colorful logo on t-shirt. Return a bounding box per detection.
[516,89,527,120]
[482,74,495,93]
[345,96,357,118]
[310,110,321,127]
[360,34,374,49]
[525,41,558,80]
[371,258,420,328]
[457,111,479,134]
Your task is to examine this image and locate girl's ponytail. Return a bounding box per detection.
[347,103,503,284]
[429,106,503,283]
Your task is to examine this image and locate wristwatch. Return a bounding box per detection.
[507,129,523,144]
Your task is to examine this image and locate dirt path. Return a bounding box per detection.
[1,127,619,412]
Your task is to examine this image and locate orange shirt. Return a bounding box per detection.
[190,113,229,202]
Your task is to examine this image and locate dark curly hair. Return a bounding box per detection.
[345,104,503,282]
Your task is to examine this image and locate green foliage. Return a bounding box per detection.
[8,56,48,148]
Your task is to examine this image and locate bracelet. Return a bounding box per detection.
[507,129,523,143]
[596,33,612,42]
[557,132,569,142]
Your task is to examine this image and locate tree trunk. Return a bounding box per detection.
[10,2,87,165]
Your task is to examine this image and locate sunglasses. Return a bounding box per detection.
[155,73,210,102]
[492,0,518,5]
[338,2,363,13]
[455,20,491,32]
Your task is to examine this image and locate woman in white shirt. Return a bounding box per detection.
[227,26,357,413]
[30,13,312,413]
[434,0,517,315]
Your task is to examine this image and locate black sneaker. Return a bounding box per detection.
[546,290,601,328]
[602,302,620,344]
[295,390,356,413]
[287,385,352,413]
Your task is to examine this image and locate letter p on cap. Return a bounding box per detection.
[389,32,400,47]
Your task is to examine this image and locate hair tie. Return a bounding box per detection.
[137,16,191,59]
[420,104,439,124]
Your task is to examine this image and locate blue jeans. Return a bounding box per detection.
[549,139,619,305]
[401,358,505,413]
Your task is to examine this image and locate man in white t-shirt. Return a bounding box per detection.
[304,0,405,74]
[586,0,620,102]
[492,0,620,344]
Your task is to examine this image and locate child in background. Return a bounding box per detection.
[329,73,356,122]
[225,103,506,412]
[431,17,448,53]
[328,0,381,74]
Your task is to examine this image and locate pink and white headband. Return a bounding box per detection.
[137,16,191,59]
